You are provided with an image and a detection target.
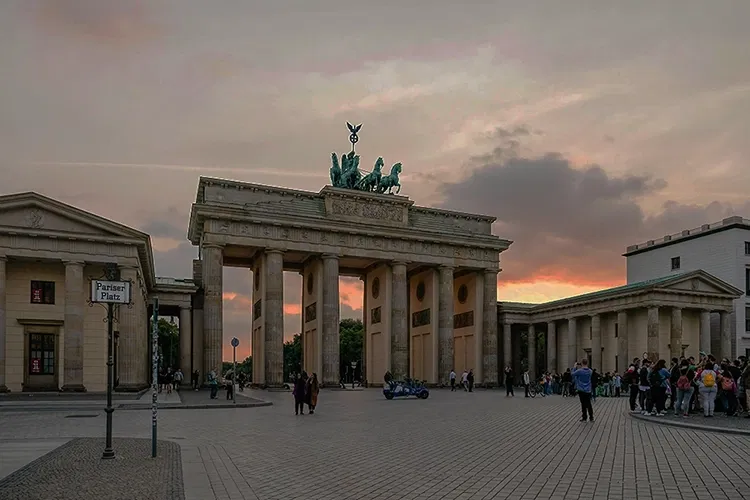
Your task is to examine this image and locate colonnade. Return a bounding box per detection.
[503,305,733,377]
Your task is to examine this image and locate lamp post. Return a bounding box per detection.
[231,338,239,403]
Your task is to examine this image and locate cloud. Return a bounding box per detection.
[439,145,750,286]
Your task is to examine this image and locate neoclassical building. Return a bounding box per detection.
[0,183,743,393]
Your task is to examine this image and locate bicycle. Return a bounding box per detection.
[529,381,546,398]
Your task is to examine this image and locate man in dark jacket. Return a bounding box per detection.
[668,357,680,410]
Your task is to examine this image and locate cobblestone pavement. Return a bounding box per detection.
[0,438,183,500]
[2,390,750,499]
[631,407,750,434]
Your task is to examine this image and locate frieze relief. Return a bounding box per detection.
[204,220,501,267]
[327,198,406,225]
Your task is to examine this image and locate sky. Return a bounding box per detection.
[2,1,750,360]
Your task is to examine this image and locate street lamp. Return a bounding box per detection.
[351,361,357,389]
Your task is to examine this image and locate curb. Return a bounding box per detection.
[629,411,750,436]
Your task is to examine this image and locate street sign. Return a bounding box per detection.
[91,280,131,304]
[231,337,239,348]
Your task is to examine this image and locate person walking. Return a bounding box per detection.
[461,370,469,391]
[523,370,531,398]
[467,369,474,392]
[504,366,515,396]
[572,360,594,422]
[293,373,307,415]
[307,373,320,414]
[208,369,219,399]
[450,369,457,391]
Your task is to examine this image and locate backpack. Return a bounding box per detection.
[677,371,691,390]
[721,376,734,391]
[639,367,649,386]
[649,369,661,387]
[703,371,715,388]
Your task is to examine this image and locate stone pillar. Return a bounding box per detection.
[321,254,340,386]
[390,261,408,380]
[527,324,536,377]
[617,310,628,370]
[482,270,498,386]
[647,306,659,361]
[670,307,682,360]
[360,275,367,385]
[437,266,454,385]
[546,321,557,373]
[202,244,223,381]
[180,306,192,379]
[720,310,732,360]
[117,265,144,391]
[0,256,7,392]
[264,250,285,386]
[567,318,578,368]
[590,314,601,371]
[503,322,512,369]
[699,310,711,355]
[61,261,86,391]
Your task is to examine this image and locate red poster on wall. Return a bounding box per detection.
[31,358,41,374]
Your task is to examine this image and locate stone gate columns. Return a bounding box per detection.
[546,321,556,373]
[699,310,711,355]
[437,266,454,385]
[118,265,144,390]
[590,314,601,372]
[321,254,340,386]
[180,306,192,378]
[646,306,659,361]
[617,310,628,368]
[527,324,536,377]
[567,318,577,368]
[482,270,498,386]
[390,262,408,380]
[264,250,285,386]
[0,256,7,393]
[720,310,732,360]
[670,307,682,360]
[502,322,512,370]
[202,244,223,380]
[61,260,85,391]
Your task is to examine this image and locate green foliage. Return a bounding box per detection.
[157,318,179,369]
[283,334,302,382]
[339,318,363,367]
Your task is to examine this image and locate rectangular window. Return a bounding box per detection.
[746,268,750,295]
[29,333,55,375]
[745,242,750,255]
[615,323,619,338]
[30,281,55,304]
[671,257,681,270]
[589,325,592,340]
[746,307,750,332]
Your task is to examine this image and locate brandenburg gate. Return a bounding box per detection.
[187,125,511,387]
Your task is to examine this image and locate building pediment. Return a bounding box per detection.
[0,192,148,242]
[655,270,744,296]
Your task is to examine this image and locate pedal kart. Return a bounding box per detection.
[383,378,429,400]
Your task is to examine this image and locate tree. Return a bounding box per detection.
[157,318,179,369]
[283,334,302,382]
[339,318,363,381]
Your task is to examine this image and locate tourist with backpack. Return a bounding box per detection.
[674,359,695,417]
[697,360,719,417]
[650,359,670,416]
[721,368,738,416]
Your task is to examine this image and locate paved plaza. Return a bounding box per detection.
[1,390,750,500]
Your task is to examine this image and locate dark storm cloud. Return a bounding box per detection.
[439,150,750,285]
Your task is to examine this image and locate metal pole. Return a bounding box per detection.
[102,302,115,459]
[232,346,237,404]
[151,298,159,458]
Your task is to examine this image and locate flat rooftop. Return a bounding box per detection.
[624,215,750,256]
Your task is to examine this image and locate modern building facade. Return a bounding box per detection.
[624,216,750,359]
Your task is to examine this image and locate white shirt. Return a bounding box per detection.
[449,371,456,380]
[461,371,468,383]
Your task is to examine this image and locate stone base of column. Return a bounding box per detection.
[60,384,87,392]
[0,385,9,393]
[115,383,149,392]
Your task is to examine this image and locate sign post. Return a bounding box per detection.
[151,298,159,458]
[90,270,132,460]
[231,337,239,403]
[351,361,357,389]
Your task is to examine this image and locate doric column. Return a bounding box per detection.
[321,254,340,386]
[202,244,224,381]
[61,260,86,391]
[117,265,144,390]
[360,275,367,385]
[390,261,408,380]
[670,307,682,360]
[699,310,711,355]
[0,256,7,392]
[503,322,512,369]
[720,310,732,360]
[617,310,628,369]
[437,266,454,385]
[567,318,578,368]
[482,270,498,386]
[590,314,601,371]
[527,324,536,377]
[646,306,659,361]
[264,249,285,386]
[546,321,557,373]
[180,306,192,379]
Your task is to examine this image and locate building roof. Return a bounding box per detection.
[624,216,750,256]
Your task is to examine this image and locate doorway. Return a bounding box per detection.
[25,332,59,391]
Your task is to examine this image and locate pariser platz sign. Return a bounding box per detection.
[91,280,132,304]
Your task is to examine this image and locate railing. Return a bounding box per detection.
[626,216,750,252]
